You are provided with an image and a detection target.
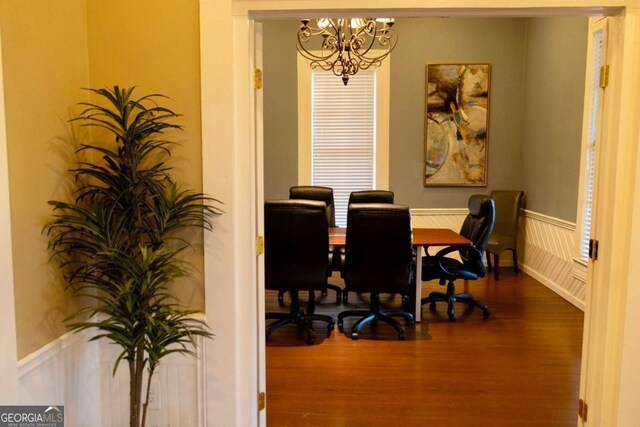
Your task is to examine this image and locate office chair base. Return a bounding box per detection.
[266,292,335,345]
[324,284,342,303]
[337,294,414,340]
[278,285,342,306]
[421,283,490,321]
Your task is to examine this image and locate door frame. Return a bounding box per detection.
[199,2,640,425]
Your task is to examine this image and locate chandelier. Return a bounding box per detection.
[296,18,397,85]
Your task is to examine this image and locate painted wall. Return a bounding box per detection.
[521,17,588,222]
[0,0,206,359]
[86,0,205,310]
[263,17,588,221]
[0,20,19,403]
[263,21,300,201]
[390,18,526,208]
[0,0,91,358]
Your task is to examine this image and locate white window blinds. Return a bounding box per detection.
[579,28,603,261]
[311,70,377,227]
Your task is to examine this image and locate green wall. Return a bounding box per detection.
[521,17,588,222]
[263,20,299,201]
[389,18,526,207]
[262,17,588,222]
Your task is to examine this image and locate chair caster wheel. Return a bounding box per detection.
[327,323,334,337]
[307,337,316,345]
[342,293,349,304]
[351,332,359,340]
[448,314,456,322]
[398,333,406,341]
[407,320,415,326]
[278,295,284,305]
[337,321,344,332]
[483,309,491,318]
[336,292,342,304]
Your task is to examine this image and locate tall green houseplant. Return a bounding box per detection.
[45,86,220,427]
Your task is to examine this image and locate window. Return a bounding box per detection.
[574,18,607,280]
[297,54,390,226]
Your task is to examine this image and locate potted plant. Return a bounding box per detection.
[45,86,221,427]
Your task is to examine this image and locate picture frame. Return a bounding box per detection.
[424,63,491,187]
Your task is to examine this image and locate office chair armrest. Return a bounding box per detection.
[432,245,484,277]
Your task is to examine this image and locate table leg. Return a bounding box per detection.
[414,245,423,322]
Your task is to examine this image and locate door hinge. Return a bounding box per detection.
[258,391,266,411]
[589,239,599,261]
[256,236,264,256]
[254,68,263,90]
[578,398,588,422]
[599,64,609,88]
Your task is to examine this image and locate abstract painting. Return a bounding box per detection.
[424,63,491,186]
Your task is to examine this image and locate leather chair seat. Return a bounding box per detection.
[422,257,481,282]
[486,233,515,254]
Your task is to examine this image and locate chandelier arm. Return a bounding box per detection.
[296,17,397,86]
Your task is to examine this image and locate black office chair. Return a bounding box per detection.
[338,203,415,340]
[341,189,395,303]
[265,200,335,345]
[348,190,394,205]
[288,185,342,303]
[290,186,336,226]
[421,195,495,321]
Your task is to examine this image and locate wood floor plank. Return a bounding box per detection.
[266,270,583,426]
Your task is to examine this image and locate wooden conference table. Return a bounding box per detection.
[329,227,472,322]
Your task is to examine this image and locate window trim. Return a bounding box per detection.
[573,17,608,283]
[296,52,390,189]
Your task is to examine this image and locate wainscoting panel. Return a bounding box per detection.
[18,328,102,426]
[99,333,205,427]
[521,210,585,310]
[18,319,205,427]
[410,208,467,231]
[410,208,586,310]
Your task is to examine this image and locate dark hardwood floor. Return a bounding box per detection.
[265,269,584,426]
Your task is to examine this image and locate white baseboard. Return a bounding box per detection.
[521,264,585,310]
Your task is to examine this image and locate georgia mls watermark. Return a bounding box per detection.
[0,406,64,427]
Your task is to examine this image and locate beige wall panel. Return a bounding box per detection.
[0,0,90,358]
[86,0,205,310]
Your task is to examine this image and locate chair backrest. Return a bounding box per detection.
[348,190,394,205]
[264,200,329,291]
[490,190,524,238]
[460,195,496,253]
[344,203,413,294]
[289,185,335,227]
